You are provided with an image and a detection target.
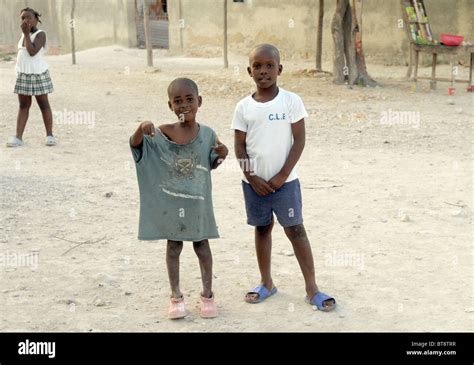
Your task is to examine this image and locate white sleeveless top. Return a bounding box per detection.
[16,30,49,74]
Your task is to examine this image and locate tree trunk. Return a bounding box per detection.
[343,1,357,84]
[331,0,377,86]
[351,0,376,86]
[331,0,346,83]
[315,0,324,71]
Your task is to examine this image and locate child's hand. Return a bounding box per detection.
[268,172,287,191]
[213,138,228,159]
[21,21,31,34]
[248,175,275,196]
[140,121,156,137]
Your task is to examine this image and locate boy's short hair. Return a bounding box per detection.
[249,44,280,64]
[167,78,199,98]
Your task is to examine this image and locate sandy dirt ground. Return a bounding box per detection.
[0,46,472,332]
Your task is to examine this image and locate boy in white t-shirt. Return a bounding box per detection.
[231,44,336,311]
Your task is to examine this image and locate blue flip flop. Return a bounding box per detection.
[306,291,336,312]
[245,285,278,304]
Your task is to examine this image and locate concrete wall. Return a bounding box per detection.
[168,0,474,65]
[1,0,471,65]
[0,0,137,54]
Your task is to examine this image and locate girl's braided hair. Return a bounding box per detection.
[20,7,42,24]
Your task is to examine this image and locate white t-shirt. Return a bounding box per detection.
[16,30,49,74]
[231,88,308,183]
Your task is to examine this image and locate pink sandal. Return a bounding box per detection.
[168,296,187,319]
[200,292,218,318]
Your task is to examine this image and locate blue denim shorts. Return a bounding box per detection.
[242,179,303,227]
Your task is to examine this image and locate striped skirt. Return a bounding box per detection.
[14,70,54,96]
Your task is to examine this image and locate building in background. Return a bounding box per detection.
[0,0,472,65]
[135,0,169,49]
[167,0,473,65]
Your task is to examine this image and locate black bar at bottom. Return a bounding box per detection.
[0,332,471,364]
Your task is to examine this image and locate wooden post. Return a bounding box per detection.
[178,0,184,53]
[406,43,413,79]
[469,52,473,87]
[142,0,153,67]
[400,0,414,79]
[450,54,455,88]
[414,50,419,83]
[113,0,118,45]
[71,0,76,65]
[430,53,437,90]
[223,0,228,68]
[316,0,324,71]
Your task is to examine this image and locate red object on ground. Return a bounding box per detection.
[440,34,464,46]
[467,86,474,92]
[448,87,456,96]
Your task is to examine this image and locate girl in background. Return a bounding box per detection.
[7,7,56,147]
